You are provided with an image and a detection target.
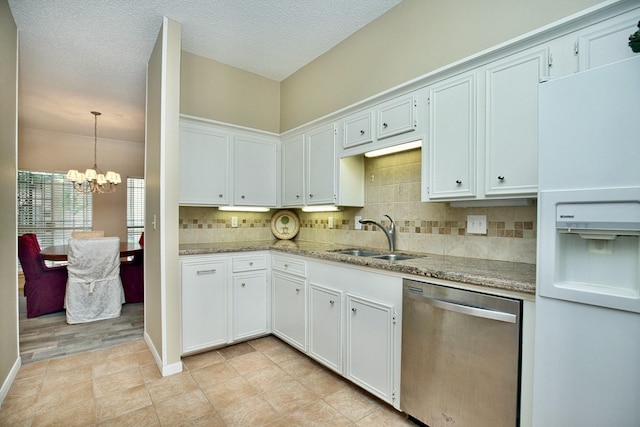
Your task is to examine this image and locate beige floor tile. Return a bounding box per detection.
[190,361,239,389]
[262,380,319,414]
[32,398,95,427]
[127,339,150,353]
[355,406,413,426]
[93,366,145,397]
[202,375,258,409]
[243,364,297,394]
[182,350,225,371]
[218,342,256,360]
[146,371,200,404]
[216,394,281,426]
[93,352,139,378]
[261,343,305,364]
[93,341,136,363]
[14,359,48,381]
[228,350,274,375]
[276,354,323,377]
[140,361,163,383]
[98,404,160,427]
[95,384,153,422]
[41,363,93,389]
[134,348,157,366]
[247,335,286,352]
[46,350,93,372]
[153,389,214,426]
[286,399,354,427]
[36,378,94,413]
[173,410,226,427]
[298,368,349,397]
[4,374,43,401]
[324,385,381,422]
[0,393,39,425]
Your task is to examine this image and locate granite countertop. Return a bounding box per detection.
[179,240,536,295]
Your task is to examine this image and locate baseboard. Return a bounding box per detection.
[0,356,21,405]
[144,331,183,378]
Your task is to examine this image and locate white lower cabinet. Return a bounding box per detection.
[346,294,394,402]
[272,272,307,352]
[308,283,343,373]
[180,252,270,355]
[180,258,228,354]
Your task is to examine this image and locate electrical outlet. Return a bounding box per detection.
[328,216,334,229]
[467,215,487,234]
[231,216,238,228]
[355,216,362,230]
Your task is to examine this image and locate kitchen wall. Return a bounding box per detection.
[280,0,603,131]
[18,127,144,242]
[180,149,537,264]
[180,51,281,133]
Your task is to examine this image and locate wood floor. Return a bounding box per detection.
[19,293,144,364]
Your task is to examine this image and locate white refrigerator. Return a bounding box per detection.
[533,56,640,426]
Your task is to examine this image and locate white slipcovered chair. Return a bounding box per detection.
[64,237,125,324]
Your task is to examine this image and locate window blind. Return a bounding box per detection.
[127,177,145,243]
[18,170,93,248]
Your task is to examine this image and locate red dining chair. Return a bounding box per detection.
[120,232,144,303]
[18,233,68,318]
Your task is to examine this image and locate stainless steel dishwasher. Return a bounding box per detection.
[401,278,522,427]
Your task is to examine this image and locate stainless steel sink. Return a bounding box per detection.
[371,253,418,261]
[330,249,384,257]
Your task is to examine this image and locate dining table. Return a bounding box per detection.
[40,242,143,262]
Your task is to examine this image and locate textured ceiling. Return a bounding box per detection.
[8,0,402,142]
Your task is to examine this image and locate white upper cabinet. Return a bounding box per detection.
[234,135,278,206]
[179,117,279,208]
[426,71,477,200]
[376,93,417,140]
[483,47,549,197]
[343,111,374,149]
[179,122,231,205]
[281,133,305,206]
[306,123,337,205]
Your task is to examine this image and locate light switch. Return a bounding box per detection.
[467,215,487,234]
[231,216,238,228]
[328,217,334,229]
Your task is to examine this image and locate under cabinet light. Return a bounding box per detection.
[364,140,422,158]
[218,206,271,212]
[301,205,342,212]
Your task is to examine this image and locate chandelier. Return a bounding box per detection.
[66,111,121,194]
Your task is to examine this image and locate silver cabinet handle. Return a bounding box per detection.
[498,176,505,180]
[197,269,216,275]
[351,307,357,313]
[408,292,516,323]
[383,123,388,128]
[295,288,301,293]
[456,180,462,184]
[309,194,314,198]
[329,300,335,305]
[218,194,223,198]
[284,264,289,268]
[249,261,253,266]
[360,130,365,135]
[241,283,246,287]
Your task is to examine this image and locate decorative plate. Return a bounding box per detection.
[270,210,300,240]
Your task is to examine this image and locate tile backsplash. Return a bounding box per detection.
[180,149,537,264]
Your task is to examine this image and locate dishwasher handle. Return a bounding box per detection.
[406,288,517,323]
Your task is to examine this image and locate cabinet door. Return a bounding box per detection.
[281,134,305,206]
[233,271,267,341]
[272,272,306,352]
[343,111,374,149]
[346,294,394,402]
[484,47,548,197]
[306,123,336,205]
[181,260,228,354]
[234,136,278,206]
[427,72,477,199]
[377,94,416,140]
[309,283,342,373]
[179,125,230,205]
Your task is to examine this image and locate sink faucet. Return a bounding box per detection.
[359,215,396,252]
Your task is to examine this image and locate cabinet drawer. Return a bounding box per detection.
[272,255,306,277]
[343,111,373,148]
[232,254,268,272]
